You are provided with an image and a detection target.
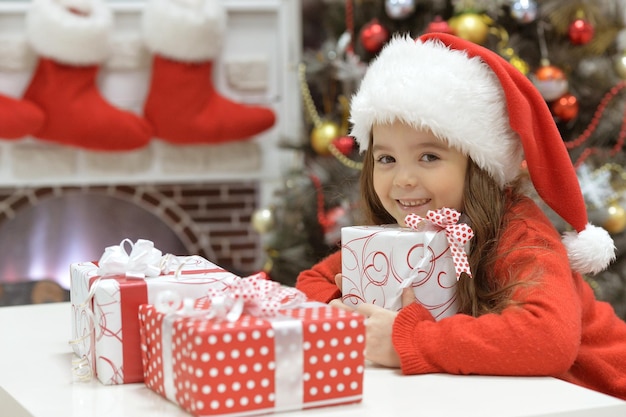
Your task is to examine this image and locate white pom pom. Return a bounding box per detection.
[562,224,616,275]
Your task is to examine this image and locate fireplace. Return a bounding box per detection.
[0,181,261,289]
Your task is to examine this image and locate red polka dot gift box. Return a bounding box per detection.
[138,276,365,416]
[70,239,240,385]
[341,207,473,319]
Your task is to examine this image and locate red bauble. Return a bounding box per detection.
[359,19,390,54]
[332,135,355,155]
[568,18,594,45]
[425,16,454,34]
[551,93,579,122]
[322,205,349,246]
[533,65,566,82]
[255,271,270,280]
[530,64,568,101]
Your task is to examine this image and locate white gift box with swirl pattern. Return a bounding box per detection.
[341,222,461,320]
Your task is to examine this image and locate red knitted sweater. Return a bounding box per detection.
[295,197,626,400]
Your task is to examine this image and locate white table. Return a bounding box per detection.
[1,302,625,417]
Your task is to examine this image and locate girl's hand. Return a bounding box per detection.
[328,273,353,311]
[334,273,342,292]
[355,287,417,368]
[329,298,354,312]
[356,303,400,367]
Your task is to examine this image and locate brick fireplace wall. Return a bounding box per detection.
[0,181,261,276]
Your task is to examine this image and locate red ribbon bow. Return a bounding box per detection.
[405,208,474,279]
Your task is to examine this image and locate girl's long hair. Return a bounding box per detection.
[359,143,524,316]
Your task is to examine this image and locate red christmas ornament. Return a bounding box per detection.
[332,135,355,155]
[568,18,594,45]
[533,64,565,81]
[322,205,349,246]
[530,64,568,101]
[550,93,579,122]
[359,19,390,53]
[425,16,454,34]
[255,271,270,280]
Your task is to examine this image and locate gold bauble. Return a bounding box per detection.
[509,55,530,75]
[311,121,341,155]
[251,208,275,234]
[448,13,489,45]
[614,51,626,80]
[603,203,626,234]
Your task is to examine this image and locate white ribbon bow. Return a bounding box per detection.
[97,238,164,278]
[156,273,308,322]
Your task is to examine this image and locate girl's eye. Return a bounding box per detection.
[375,155,395,164]
[420,153,439,162]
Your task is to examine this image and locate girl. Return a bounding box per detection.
[296,33,626,400]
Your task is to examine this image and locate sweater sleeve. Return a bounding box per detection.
[295,250,342,303]
[392,201,583,377]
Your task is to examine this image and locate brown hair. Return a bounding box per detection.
[358,141,526,316]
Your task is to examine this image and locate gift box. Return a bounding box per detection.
[139,277,365,417]
[341,209,473,320]
[70,239,240,385]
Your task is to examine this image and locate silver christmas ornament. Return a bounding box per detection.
[385,0,416,20]
[510,0,538,24]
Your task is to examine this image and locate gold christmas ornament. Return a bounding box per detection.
[298,62,363,169]
[448,13,490,45]
[251,208,275,234]
[311,120,341,155]
[490,26,529,75]
[603,202,626,234]
[509,55,530,75]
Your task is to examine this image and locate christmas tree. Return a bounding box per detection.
[253,0,626,319]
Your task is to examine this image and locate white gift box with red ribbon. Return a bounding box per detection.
[139,276,365,417]
[69,239,240,385]
[341,208,473,320]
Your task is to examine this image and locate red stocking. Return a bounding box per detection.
[142,0,276,144]
[0,94,44,139]
[23,0,152,151]
[144,56,275,144]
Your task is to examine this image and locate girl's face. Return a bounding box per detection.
[372,121,468,226]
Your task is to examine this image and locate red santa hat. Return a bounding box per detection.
[349,32,615,275]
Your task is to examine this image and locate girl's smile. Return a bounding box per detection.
[395,199,431,214]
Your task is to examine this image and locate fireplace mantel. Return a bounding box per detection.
[0,0,302,209]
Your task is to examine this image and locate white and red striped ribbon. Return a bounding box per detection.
[205,273,308,321]
[405,207,474,279]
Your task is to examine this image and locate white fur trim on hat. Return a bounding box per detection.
[142,0,227,62]
[562,224,616,275]
[349,35,524,188]
[26,0,113,65]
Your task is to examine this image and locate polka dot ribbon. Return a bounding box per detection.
[206,273,308,322]
[405,208,474,279]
